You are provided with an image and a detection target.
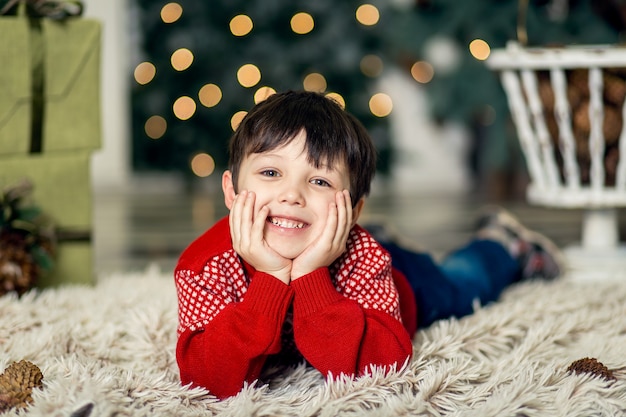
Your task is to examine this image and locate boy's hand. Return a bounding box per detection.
[229,190,292,284]
[291,190,352,280]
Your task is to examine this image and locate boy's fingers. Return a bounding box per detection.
[334,192,346,245]
[321,201,338,245]
[229,191,244,245]
[239,191,255,249]
[334,190,351,247]
[343,190,353,228]
[252,205,268,241]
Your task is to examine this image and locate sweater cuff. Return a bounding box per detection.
[242,272,293,318]
[291,268,344,316]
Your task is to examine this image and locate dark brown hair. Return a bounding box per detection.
[228,90,377,205]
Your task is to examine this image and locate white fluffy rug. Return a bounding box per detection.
[2,265,626,417]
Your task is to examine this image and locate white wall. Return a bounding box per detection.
[83,0,131,191]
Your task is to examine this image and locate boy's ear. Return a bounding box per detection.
[351,197,366,227]
[222,170,237,210]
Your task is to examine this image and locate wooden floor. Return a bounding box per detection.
[92,175,624,277]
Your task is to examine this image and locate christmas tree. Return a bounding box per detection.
[131,0,393,180]
[131,0,624,191]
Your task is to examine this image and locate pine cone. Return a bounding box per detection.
[538,77,555,112]
[0,231,39,296]
[536,68,626,187]
[603,104,622,146]
[569,69,590,99]
[0,360,44,413]
[605,145,620,186]
[573,101,591,136]
[603,72,626,107]
[567,357,615,381]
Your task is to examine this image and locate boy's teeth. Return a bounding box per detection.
[269,217,305,229]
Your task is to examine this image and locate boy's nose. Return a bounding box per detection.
[278,185,305,206]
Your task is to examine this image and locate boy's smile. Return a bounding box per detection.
[223,130,361,260]
[267,216,307,229]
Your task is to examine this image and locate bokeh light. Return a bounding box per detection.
[237,64,261,88]
[369,93,392,117]
[134,62,156,85]
[325,92,346,109]
[254,86,276,103]
[231,111,247,131]
[291,12,314,34]
[173,96,196,120]
[161,3,183,24]
[356,4,379,26]
[303,73,327,92]
[171,48,194,71]
[190,153,216,177]
[144,115,167,139]
[199,83,222,107]
[469,39,491,60]
[360,54,383,77]
[410,61,434,83]
[230,14,253,36]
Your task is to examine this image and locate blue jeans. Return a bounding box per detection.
[380,239,519,328]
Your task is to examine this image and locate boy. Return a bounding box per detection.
[174,90,563,400]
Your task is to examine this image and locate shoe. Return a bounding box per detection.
[475,206,565,280]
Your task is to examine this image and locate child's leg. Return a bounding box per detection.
[368,207,563,328]
[380,239,517,328]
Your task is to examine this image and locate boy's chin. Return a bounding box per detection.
[273,248,303,261]
[264,232,314,260]
[267,242,304,261]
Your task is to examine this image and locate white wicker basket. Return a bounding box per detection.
[487,42,626,280]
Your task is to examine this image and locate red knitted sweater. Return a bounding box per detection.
[175,216,416,399]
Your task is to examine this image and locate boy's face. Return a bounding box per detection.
[223,130,364,260]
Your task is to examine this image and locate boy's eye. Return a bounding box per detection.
[260,169,279,177]
[311,178,331,187]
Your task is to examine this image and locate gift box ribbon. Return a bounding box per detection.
[1,0,83,154]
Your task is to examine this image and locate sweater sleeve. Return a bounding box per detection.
[175,270,293,399]
[290,247,413,378]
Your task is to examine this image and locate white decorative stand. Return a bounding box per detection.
[487,42,626,281]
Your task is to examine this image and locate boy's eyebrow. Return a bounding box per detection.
[248,152,284,161]
[250,153,340,172]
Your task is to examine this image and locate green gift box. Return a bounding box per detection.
[0,152,94,287]
[0,2,102,287]
[0,3,101,153]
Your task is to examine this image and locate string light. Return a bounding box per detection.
[190,153,216,177]
[171,48,194,71]
[237,64,261,88]
[134,62,156,85]
[360,54,383,78]
[173,96,196,120]
[231,111,247,131]
[230,14,253,36]
[291,12,314,34]
[325,92,346,109]
[355,4,379,26]
[469,39,491,60]
[161,2,182,24]
[199,83,222,107]
[144,115,167,139]
[254,86,276,103]
[369,93,392,117]
[410,61,434,84]
[303,73,327,92]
